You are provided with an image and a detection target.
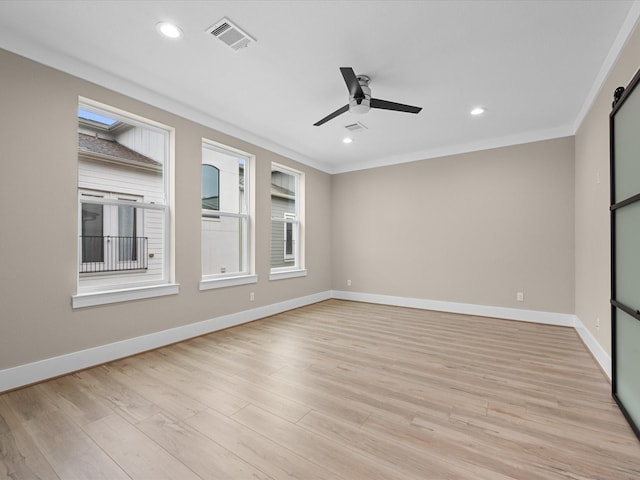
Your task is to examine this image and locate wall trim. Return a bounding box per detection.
[0,25,621,177]
[0,290,331,393]
[331,290,576,326]
[72,283,181,309]
[330,129,574,174]
[0,290,612,392]
[572,0,640,133]
[573,315,612,380]
[199,274,258,291]
[0,30,329,174]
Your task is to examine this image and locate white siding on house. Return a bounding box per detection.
[78,159,163,203]
[116,127,166,166]
[78,159,164,290]
[271,195,295,268]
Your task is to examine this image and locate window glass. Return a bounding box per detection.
[77,101,170,292]
[201,142,251,279]
[284,213,295,261]
[81,202,103,263]
[202,165,220,211]
[118,202,137,262]
[271,164,303,273]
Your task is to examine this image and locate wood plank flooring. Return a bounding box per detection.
[1,299,639,479]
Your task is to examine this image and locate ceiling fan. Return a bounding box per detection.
[314,67,422,126]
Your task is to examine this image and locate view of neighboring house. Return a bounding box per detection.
[200,145,300,278]
[201,144,246,277]
[270,170,296,269]
[77,109,166,293]
[78,124,301,285]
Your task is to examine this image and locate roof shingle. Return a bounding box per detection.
[78,133,161,168]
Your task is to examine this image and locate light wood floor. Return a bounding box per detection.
[1,299,639,479]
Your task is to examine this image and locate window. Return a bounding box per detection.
[201,165,220,211]
[73,99,177,307]
[81,195,104,264]
[283,212,296,261]
[200,140,255,290]
[270,163,306,280]
[79,191,145,272]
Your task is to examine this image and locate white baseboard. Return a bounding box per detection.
[0,289,612,392]
[573,315,612,380]
[331,290,576,326]
[0,291,331,392]
[332,290,611,379]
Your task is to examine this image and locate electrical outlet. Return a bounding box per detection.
[250,292,255,301]
[596,317,600,330]
[347,279,352,286]
[516,292,524,302]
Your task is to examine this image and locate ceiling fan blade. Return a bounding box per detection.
[340,67,365,99]
[314,104,349,126]
[370,98,422,114]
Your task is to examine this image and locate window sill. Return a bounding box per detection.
[72,283,180,309]
[199,274,258,291]
[269,269,307,281]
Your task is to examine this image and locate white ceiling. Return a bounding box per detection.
[0,0,638,173]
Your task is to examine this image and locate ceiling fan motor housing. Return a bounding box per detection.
[314,68,421,126]
[350,75,371,114]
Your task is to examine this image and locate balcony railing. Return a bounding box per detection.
[80,236,148,273]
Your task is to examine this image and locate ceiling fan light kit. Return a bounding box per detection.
[314,67,422,126]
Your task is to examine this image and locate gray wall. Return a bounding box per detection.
[0,48,332,371]
[575,22,640,356]
[331,137,576,313]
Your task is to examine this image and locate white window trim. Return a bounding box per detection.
[199,274,258,290]
[75,98,176,304]
[269,269,307,281]
[72,283,180,309]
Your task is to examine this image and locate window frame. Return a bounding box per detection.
[72,98,178,308]
[199,139,256,290]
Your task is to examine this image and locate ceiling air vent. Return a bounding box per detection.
[344,122,368,132]
[206,17,256,51]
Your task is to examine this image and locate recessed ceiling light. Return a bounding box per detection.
[343,137,353,144]
[470,107,486,116]
[156,22,183,39]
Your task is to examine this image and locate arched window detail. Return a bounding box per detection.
[202,164,219,211]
